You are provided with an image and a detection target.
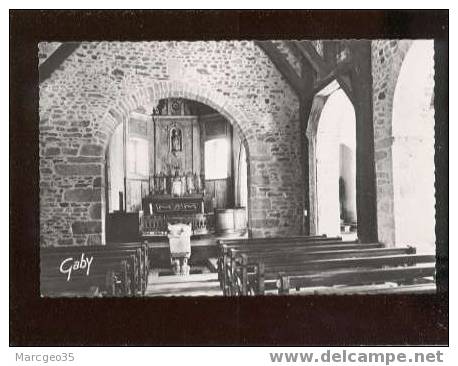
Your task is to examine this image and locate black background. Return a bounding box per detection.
[10,10,449,346]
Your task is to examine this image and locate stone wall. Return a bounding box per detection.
[371,40,412,246]
[39,41,302,246]
[391,41,435,253]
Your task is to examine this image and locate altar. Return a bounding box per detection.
[145,194,204,215]
[140,194,214,238]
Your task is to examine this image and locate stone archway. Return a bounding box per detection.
[39,42,303,247]
[391,40,435,252]
[99,80,253,243]
[306,93,328,235]
[306,81,357,237]
[371,40,412,246]
[372,40,435,250]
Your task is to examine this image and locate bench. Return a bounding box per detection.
[231,246,435,295]
[217,235,344,293]
[43,241,149,293]
[283,282,436,295]
[219,234,435,295]
[41,253,133,297]
[278,262,435,294]
[223,241,378,295]
[227,243,389,295]
[218,234,330,245]
[40,242,148,297]
[41,247,140,295]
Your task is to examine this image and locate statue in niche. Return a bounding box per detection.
[170,127,182,153]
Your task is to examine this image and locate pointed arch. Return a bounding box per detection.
[306,81,356,237]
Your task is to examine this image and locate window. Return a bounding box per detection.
[205,138,229,180]
[127,137,149,176]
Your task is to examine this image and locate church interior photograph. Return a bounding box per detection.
[38,39,437,297]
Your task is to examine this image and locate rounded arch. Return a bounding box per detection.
[99,80,253,243]
[391,40,435,253]
[306,81,356,237]
[101,81,251,156]
[372,40,413,246]
[392,41,435,139]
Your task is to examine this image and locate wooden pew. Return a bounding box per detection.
[229,246,429,295]
[217,235,340,265]
[217,235,344,293]
[40,242,148,296]
[278,263,435,294]
[218,234,330,245]
[67,242,148,293]
[41,249,140,295]
[219,237,348,294]
[229,244,434,295]
[41,255,132,297]
[259,253,435,294]
[42,242,148,294]
[294,282,436,295]
[41,250,137,296]
[106,241,149,293]
[225,242,384,295]
[217,232,436,296]
[218,235,341,261]
[220,237,348,260]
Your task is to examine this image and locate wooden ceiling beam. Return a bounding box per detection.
[258,40,356,103]
[336,74,354,103]
[313,59,353,95]
[39,42,81,83]
[284,41,316,74]
[322,40,338,67]
[294,41,330,78]
[255,41,305,97]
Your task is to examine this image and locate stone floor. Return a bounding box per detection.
[145,272,222,297]
[144,233,229,296]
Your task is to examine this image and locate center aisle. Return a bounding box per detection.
[145,272,223,297]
